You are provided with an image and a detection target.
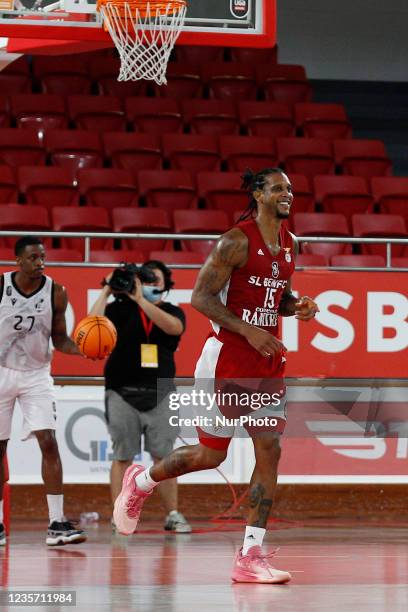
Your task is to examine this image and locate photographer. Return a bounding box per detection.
[89,260,191,533]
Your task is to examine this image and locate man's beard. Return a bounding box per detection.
[277,211,290,220]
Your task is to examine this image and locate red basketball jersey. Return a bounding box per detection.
[214,219,295,349]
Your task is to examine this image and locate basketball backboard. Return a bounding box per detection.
[0,0,275,48]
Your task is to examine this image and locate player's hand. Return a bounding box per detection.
[243,325,286,358]
[127,276,143,303]
[295,296,319,321]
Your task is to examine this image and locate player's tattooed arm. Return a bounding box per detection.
[191,228,250,335]
[51,283,82,355]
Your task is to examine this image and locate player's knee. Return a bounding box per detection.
[195,444,227,470]
[36,431,60,456]
[256,437,281,465]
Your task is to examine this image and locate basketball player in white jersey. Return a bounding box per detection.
[0,236,86,546]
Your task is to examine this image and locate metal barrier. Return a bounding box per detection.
[0,230,407,270]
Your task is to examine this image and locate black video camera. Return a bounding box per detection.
[104,263,157,294]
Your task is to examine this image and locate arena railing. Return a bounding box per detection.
[0,230,407,270]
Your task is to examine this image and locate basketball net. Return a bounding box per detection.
[96,0,187,85]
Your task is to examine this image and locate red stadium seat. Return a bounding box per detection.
[138,170,197,213]
[0,96,10,128]
[67,96,126,132]
[296,254,329,267]
[154,63,202,99]
[45,248,83,262]
[294,103,352,139]
[174,209,229,256]
[277,138,334,179]
[89,56,149,97]
[11,94,67,137]
[202,63,257,101]
[0,247,15,261]
[112,207,172,253]
[78,168,138,210]
[0,129,45,167]
[334,139,392,178]
[125,97,182,135]
[288,174,315,215]
[0,57,31,94]
[181,99,239,136]
[45,130,103,174]
[239,101,295,138]
[89,249,145,263]
[149,250,206,264]
[313,175,373,223]
[103,132,162,172]
[230,46,278,64]
[371,177,408,223]
[352,214,407,257]
[197,172,247,221]
[162,133,220,173]
[18,166,78,209]
[294,212,351,257]
[256,64,312,104]
[391,257,408,268]
[219,135,277,172]
[175,45,225,64]
[330,254,386,267]
[33,56,91,95]
[0,166,18,203]
[52,206,112,254]
[0,204,50,248]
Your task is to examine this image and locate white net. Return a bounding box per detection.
[97,1,187,85]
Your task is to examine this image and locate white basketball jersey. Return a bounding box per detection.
[0,272,53,371]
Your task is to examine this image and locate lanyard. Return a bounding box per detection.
[139,307,154,342]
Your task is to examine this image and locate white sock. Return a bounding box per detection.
[0,499,3,523]
[135,467,159,493]
[47,494,64,524]
[242,526,266,555]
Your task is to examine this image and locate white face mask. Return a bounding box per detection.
[142,285,161,303]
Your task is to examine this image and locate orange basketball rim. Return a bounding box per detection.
[95,0,188,84]
[96,0,187,18]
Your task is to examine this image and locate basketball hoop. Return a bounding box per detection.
[96,0,187,85]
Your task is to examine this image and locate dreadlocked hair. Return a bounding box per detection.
[236,167,284,223]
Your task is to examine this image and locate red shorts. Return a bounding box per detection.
[193,335,287,450]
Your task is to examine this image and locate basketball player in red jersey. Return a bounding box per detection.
[113,168,319,583]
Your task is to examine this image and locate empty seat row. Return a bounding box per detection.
[0,96,351,139]
[0,205,228,257]
[0,130,392,179]
[3,167,407,223]
[2,58,308,103]
[0,96,351,141]
[0,204,406,258]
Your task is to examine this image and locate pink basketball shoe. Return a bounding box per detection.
[231,545,292,584]
[113,464,152,535]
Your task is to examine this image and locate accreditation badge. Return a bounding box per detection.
[141,344,159,368]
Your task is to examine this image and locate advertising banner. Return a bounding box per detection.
[7,383,408,484]
[0,267,404,379]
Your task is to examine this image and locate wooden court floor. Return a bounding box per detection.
[1,520,408,611]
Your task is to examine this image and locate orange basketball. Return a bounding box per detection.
[73,315,117,360]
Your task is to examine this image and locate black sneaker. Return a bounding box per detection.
[46,521,87,546]
[0,523,6,546]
